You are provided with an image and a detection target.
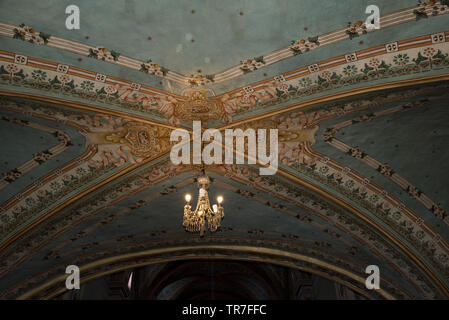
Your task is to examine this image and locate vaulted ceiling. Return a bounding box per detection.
[0,0,449,300]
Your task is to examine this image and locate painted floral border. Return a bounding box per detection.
[220,41,449,121]
[0,53,183,124]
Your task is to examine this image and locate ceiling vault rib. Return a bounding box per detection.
[2,74,448,134]
[16,246,396,300]
[42,262,376,300]
[216,74,449,130]
[0,90,183,131]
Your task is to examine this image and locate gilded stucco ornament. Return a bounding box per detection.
[87,121,172,158]
[174,88,224,122]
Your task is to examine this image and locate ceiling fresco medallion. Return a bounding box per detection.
[87,121,172,159]
[122,123,163,158]
[175,89,224,122]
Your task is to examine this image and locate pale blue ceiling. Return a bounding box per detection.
[312,83,449,239]
[0,0,416,74]
[0,113,59,174]
[1,0,441,94]
[0,108,86,203]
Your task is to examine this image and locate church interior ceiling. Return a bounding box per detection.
[0,0,449,300]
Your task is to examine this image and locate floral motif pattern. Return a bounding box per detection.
[12,24,50,45]
[79,80,94,91]
[186,73,215,86]
[0,99,138,238]
[368,58,382,68]
[0,59,181,124]
[239,56,266,73]
[342,65,358,76]
[219,165,443,298]
[1,41,448,127]
[257,84,449,294]
[294,153,449,282]
[378,164,393,177]
[345,21,368,40]
[2,3,449,85]
[289,36,320,55]
[393,54,410,66]
[298,77,312,88]
[139,59,168,76]
[413,0,449,20]
[348,147,364,159]
[220,42,449,121]
[4,64,18,74]
[88,47,120,62]
[31,69,47,82]
[3,231,407,299]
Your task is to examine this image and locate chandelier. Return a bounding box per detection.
[183,172,224,236]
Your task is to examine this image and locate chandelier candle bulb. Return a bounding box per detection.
[213,204,218,213]
[185,194,191,202]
